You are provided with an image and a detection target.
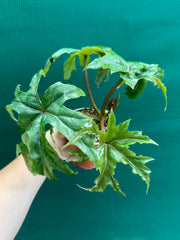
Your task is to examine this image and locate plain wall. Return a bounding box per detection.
[0,0,179,239]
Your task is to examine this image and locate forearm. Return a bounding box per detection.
[0,130,74,240]
[0,155,46,240]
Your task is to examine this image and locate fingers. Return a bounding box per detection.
[46,128,77,160]
[46,128,95,169]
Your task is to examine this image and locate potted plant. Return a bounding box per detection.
[6,46,167,196]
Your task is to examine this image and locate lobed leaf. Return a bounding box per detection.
[73,110,156,194]
[6,70,98,179]
[90,144,126,195]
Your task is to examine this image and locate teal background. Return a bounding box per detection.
[0,0,179,239]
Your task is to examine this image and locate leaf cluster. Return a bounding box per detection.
[42,46,167,111]
[6,45,167,194]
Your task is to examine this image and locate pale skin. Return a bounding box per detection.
[0,129,84,240]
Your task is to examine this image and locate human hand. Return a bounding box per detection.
[46,128,95,170]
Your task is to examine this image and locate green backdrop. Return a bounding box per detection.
[0,0,179,239]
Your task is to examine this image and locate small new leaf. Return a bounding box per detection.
[63,52,77,79]
[63,46,106,79]
[108,94,120,111]
[95,68,110,88]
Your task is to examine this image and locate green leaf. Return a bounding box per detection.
[85,48,166,106]
[6,70,98,179]
[120,62,146,88]
[74,110,156,194]
[63,52,78,79]
[78,54,91,67]
[42,48,78,76]
[121,62,167,107]
[90,144,126,195]
[66,150,89,163]
[95,68,110,88]
[63,46,106,79]
[78,46,105,56]
[125,79,148,99]
[152,68,167,111]
[85,48,127,75]
[63,124,96,148]
[21,118,77,179]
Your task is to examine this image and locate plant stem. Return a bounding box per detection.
[101,78,124,116]
[84,55,101,115]
[100,118,105,131]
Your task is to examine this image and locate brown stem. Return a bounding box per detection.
[100,118,105,131]
[101,78,124,116]
[84,55,100,115]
